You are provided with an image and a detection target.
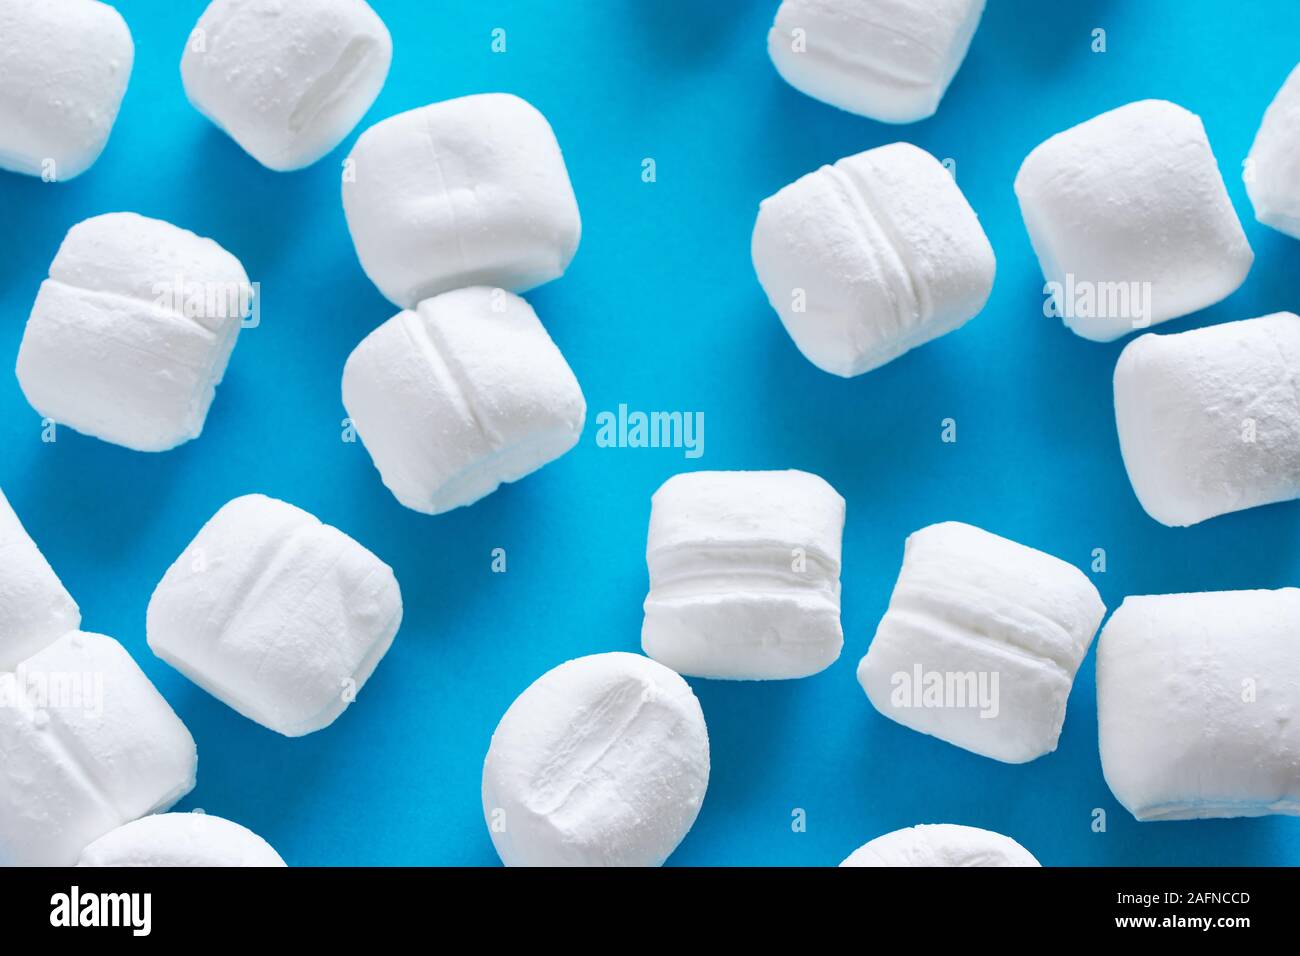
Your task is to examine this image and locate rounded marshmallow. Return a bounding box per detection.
[482,652,709,867]
[147,494,403,737]
[1246,64,1300,239]
[78,812,285,867]
[0,488,80,670]
[841,824,1039,866]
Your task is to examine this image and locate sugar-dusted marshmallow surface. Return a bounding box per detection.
[1246,64,1300,239]
[15,213,251,453]
[753,142,995,377]
[857,522,1104,763]
[1015,100,1253,342]
[642,470,845,680]
[840,824,1039,867]
[342,93,581,308]
[1113,313,1300,527]
[768,0,986,123]
[0,632,197,867]
[78,812,286,867]
[181,0,392,172]
[0,0,133,181]
[482,652,709,867]
[147,494,402,737]
[0,488,80,670]
[1098,590,1300,821]
[342,287,586,515]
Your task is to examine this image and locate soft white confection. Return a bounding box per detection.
[342,93,582,308]
[0,0,133,180]
[0,632,197,867]
[840,824,1039,867]
[1113,313,1300,527]
[342,287,586,515]
[1098,590,1300,821]
[15,213,251,453]
[146,494,402,737]
[78,813,286,867]
[857,522,1105,763]
[1246,64,1300,239]
[482,652,710,867]
[752,142,995,377]
[0,488,80,670]
[181,0,392,172]
[768,0,986,123]
[642,470,845,680]
[1015,100,1253,342]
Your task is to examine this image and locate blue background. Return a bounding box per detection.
[2,0,1298,866]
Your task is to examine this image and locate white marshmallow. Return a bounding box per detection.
[752,142,995,377]
[1015,100,1253,342]
[482,652,709,867]
[1246,64,1300,239]
[146,494,402,737]
[0,632,197,867]
[15,212,252,453]
[0,488,80,670]
[0,0,133,181]
[342,93,582,308]
[78,812,285,867]
[1113,313,1300,527]
[857,522,1104,764]
[181,0,391,172]
[641,470,844,680]
[1098,590,1300,821]
[342,287,586,515]
[840,824,1039,867]
[768,0,986,123]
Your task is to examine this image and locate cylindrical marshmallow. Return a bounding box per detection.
[1245,64,1300,240]
[840,824,1040,867]
[78,812,286,867]
[857,522,1105,764]
[641,470,845,680]
[1098,590,1300,821]
[482,652,710,867]
[0,487,80,670]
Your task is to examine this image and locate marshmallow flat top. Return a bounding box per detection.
[768,0,986,123]
[841,824,1040,867]
[78,813,286,867]
[753,141,995,377]
[482,652,710,867]
[642,470,845,680]
[1098,590,1300,821]
[342,286,586,515]
[147,494,402,737]
[1015,100,1253,341]
[0,488,80,670]
[0,632,197,867]
[858,521,1105,763]
[0,0,133,180]
[1246,63,1300,239]
[1113,312,1300,527]
[15,212,251,452]
[182,0,392,171]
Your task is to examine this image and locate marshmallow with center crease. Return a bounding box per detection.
[0,0,133,181]
[1113,313,1300,527]
[1098,590,1300,821]
[146,494,402,737]
[752,142,995,377]
[181,0,392,172]
[857,522,1105,763]
[768,0,986,123]
[482,652,709,867]
[342,93,581,308]
[1246,64,1300,239]
[642,470,845,680]
[0,632,197,867]
[840,824,1040,867]
[15,212,252,453]
[342,287,586,515]
[1,488,80,670]
[78,812,286,867]
[1015,100,1253,342]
